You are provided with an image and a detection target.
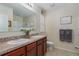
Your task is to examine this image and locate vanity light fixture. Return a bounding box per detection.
[26,3,34,7]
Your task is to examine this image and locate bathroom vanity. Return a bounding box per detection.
[0,35,47,56]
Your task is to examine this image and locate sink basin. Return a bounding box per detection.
[31,35,44,38]
[7,39,29,45]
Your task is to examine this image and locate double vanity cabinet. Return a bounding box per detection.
[1,36,47,56]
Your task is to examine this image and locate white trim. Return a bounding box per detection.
[55,47,79,54]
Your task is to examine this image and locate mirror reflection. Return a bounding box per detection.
[0,3,45,34]
[0,15,8,32]
[0,3,36,32]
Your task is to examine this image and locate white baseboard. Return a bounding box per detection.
[55,47,79,54]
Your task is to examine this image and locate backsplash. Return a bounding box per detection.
[0,32,25,42]
[0,32,24,37]
[0,35,25,42]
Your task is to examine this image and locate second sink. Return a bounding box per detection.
[7,39,29,45]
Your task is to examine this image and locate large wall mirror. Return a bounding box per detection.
[0,3,41,33]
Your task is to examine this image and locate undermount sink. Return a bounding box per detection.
[31,35,44,38]
[7,39,29,45]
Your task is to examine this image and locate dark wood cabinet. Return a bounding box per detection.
[37,37,47,56]
[60,29,72,42]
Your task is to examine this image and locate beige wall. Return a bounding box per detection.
[45,5,79,53]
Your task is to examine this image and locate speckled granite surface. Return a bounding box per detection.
[0,35,46,55]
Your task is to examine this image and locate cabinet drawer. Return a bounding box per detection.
[26,42,36,51]
[3,47,25,56]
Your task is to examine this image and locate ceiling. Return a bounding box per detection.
[0,3,35,17]
[1,3,79,17]
[34,3,79,11]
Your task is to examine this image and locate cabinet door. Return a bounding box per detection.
[43,39,47,55]
[65,30,72,42]
[26,42,36,56]
[60,30,65,41]
[37,44,43,56]
[27,47,36,56]
[3,47,26,56]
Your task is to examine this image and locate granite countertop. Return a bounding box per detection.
[0,35,46,55]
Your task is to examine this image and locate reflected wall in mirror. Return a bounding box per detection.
[0,15,8,32]
[12,15,24,32]
[23,14,41,34]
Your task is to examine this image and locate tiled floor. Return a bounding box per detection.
[46,48,79,56]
